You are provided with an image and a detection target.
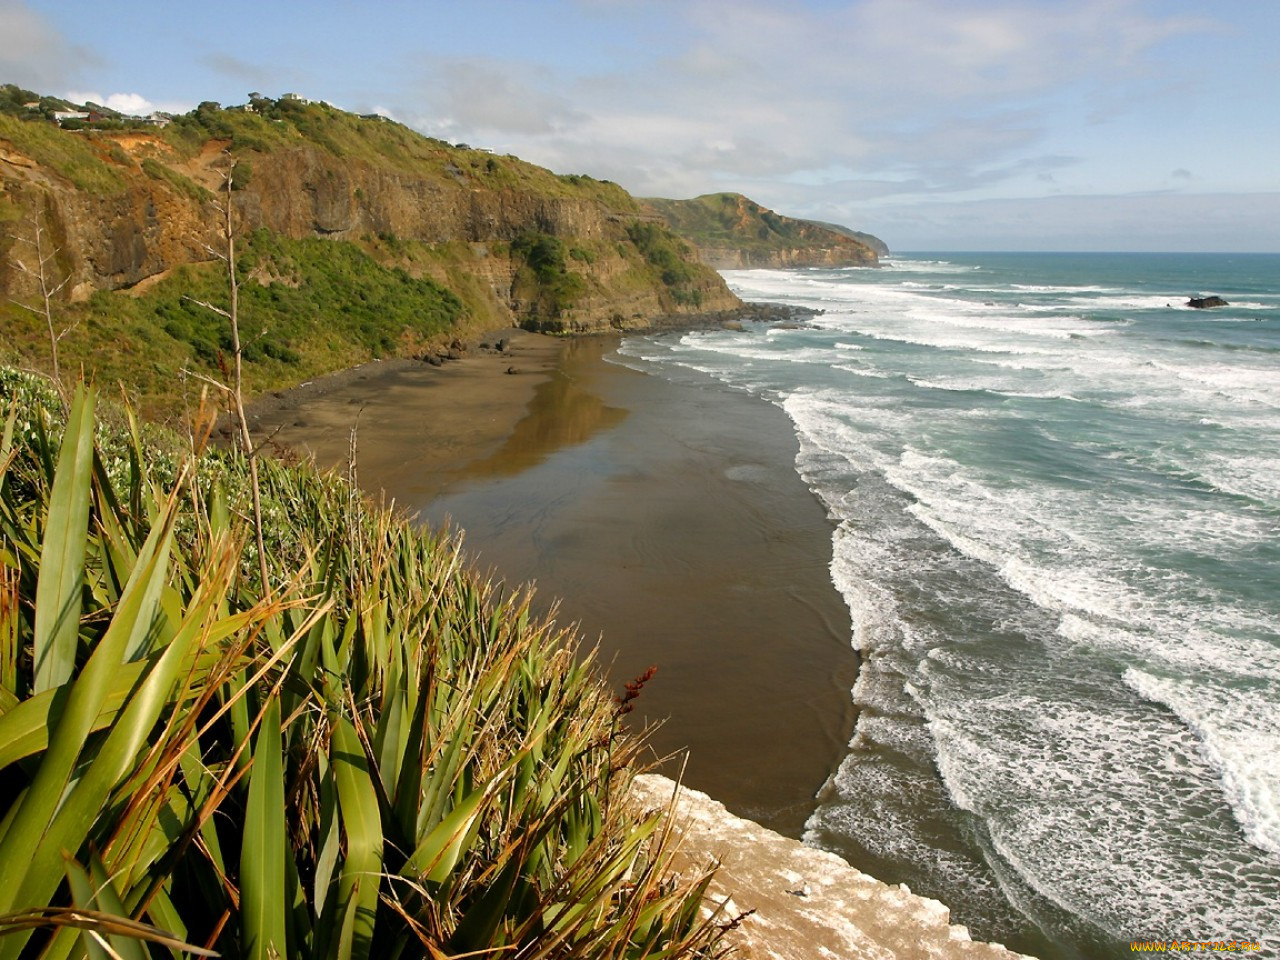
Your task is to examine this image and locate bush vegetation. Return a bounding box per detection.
[2,230,465,419]
[511,232,587,330]
[624,223,703,308]
[0,113,127,195]
[0,370,726,960]
[140,157,213,203]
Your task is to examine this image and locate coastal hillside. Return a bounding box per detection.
[643,192,885,269]
[0,85,738,413]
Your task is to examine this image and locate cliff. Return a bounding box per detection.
[644,192,885,269]
[631,775,1035,960]
[0,90,738,411]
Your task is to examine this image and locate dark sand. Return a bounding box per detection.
[250,331,857,836]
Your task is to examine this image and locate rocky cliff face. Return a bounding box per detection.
[0,103,739,335]
[645,192,884,270]
[696,242,875,270]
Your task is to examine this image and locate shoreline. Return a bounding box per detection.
[247,328,1041,958]
[244,328,569,505]
[249,326,857,835]
[417,334,860,834]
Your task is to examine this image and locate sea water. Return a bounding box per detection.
[614,253,1280,958]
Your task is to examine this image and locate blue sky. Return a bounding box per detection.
[2,0,1276,251]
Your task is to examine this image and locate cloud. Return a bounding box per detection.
[63,89,191,116]
[66,90,142,113]
[202,53,277,92]
[414,59,584,138]
[1172,168,1193,181]
[0,0,95,89]
[849,192,1280,252]
[397,0,1218,205]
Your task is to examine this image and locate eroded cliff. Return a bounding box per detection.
[1,103,738,330]
[0,94,742,411]
[645,192,885,269]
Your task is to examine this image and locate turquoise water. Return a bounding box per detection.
[616,253,1280,958]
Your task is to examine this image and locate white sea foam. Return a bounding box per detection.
[626,258,1280,948]
[1007,283,1122,294]
[879,258,981,274]
[921,677,1280,941]
[1123,668,1280,856]
[1061,293,1190,311]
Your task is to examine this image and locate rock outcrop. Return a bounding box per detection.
[1186,295,1229,308]
[644,192,885,269]
[0,98,739,335]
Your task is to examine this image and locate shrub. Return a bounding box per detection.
[0,376,727,959]
[511,231,586,319]
[625,222,702,304]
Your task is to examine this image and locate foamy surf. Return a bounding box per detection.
[622,253,1280,958]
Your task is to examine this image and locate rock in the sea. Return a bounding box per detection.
[1187,295,1229,308]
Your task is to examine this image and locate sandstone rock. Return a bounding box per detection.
[630,775,1037,960]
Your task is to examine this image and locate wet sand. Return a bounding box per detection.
[250,330,857,836]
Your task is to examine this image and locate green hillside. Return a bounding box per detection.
[0,86,739,419]
[644,192,883,267]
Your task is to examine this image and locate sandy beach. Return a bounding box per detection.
[249,329,857,836]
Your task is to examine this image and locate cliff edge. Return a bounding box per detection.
[631,775,1035,960]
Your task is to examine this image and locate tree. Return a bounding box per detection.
[7,196,72,406]
[184,156,271,592]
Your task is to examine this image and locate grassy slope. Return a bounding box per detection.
[1,231,464,421]
[160,97,643,208]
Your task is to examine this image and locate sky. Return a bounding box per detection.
[2,0,1277,252]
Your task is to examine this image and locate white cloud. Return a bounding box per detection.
[421,59,584,136]
[398,0,1219,207]
[62,89,189,116]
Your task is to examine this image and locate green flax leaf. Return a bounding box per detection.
[241,697,287,960]
[331,715,383,960]
[32,385,95,694]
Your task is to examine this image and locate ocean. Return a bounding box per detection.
[614,253,1280,958]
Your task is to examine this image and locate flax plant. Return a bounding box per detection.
[0,370,726,960]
